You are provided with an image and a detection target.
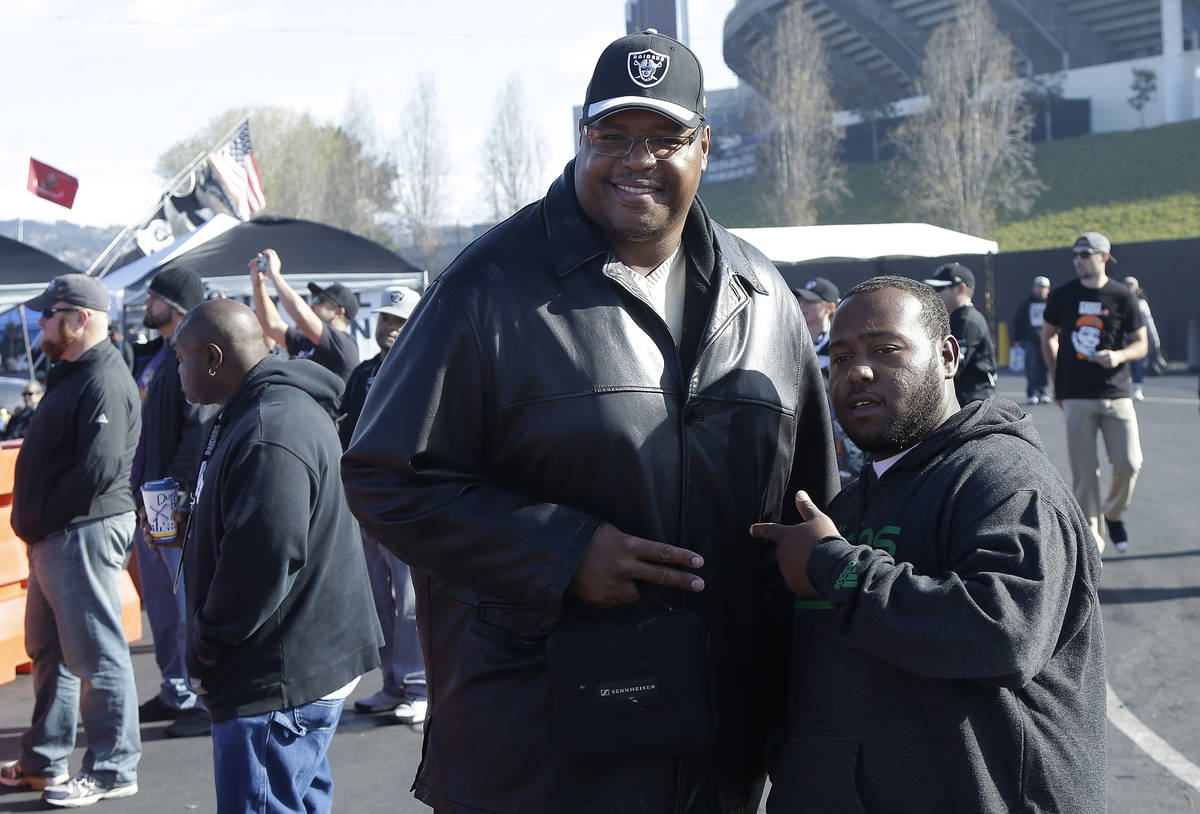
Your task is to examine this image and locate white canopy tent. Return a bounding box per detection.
[728,223,998,263]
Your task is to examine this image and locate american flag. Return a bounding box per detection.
[208,119,266,220]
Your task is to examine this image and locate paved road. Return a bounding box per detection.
[1,370,1197,812]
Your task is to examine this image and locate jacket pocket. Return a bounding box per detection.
[767,736,867,814]
[471,603,558,651]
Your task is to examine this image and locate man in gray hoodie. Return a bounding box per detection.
[753,275,1106,813]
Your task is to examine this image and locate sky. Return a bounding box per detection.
[0,0,740,231]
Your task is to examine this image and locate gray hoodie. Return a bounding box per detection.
[772,398,1106,813]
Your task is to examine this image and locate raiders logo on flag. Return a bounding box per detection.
[627,49,669,87]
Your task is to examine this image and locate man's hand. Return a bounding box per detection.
[569,523,705,608]
[750,491,839,597]
[1092,349,1121,369]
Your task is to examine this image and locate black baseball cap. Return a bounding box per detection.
[581,29,706,129]
[793,277,839,304]
[924,262,975,290]
[307,282,359,320]
[26,273,111,312]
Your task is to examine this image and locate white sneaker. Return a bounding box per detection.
[392,699,428,725]
[1027,395,1040,405]
[1133,387,1144,401]
[42,773,138,808]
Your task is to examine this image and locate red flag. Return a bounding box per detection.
[27,158,79,209]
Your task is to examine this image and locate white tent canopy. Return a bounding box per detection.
[728,223,998,264]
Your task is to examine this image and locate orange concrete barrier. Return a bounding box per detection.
[0,440,142,686]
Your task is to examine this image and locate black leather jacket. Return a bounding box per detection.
[342,163,839,814]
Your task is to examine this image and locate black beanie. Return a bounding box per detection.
[148,267,204,313]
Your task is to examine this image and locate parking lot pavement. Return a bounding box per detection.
[2,371,1197,812]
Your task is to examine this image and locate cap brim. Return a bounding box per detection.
[923,279,952,288]
[583,97,702,129]
[306,282,326,298]
[374,306,412,320]
[24,291,59,311]
[793,288,823,302]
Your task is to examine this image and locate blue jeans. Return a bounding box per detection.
[134,527,203,710]
[361,530,426,700]
[1022,340,1050,398]
[21,513,140,785]
[210,697,345,814]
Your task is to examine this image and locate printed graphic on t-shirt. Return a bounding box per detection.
[1028,301,1045,328]
[1071,314,1106,360]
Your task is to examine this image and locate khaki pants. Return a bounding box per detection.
[1062,398,1143,551]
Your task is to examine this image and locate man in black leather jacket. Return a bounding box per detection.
[342,30,838,814]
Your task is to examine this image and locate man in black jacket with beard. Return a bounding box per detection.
[174,300,380,813]
[130,267,220,738]
[342,29,837,814]
[2,274,142,807]
[753,276,1106,813]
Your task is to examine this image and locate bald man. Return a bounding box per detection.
[174,300,380,814]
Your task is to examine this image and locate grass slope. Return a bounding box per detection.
[700,119,1200,252]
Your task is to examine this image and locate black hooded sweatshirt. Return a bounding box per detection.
[183,357,381,722]
[773,398,1106,814]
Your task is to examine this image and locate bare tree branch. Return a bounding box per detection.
[891,0,1041,236]
[482,75,546,223]
[396,74,449,267]
[744,3,845,225]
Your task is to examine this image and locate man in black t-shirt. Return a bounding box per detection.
[249,248,359,383]
[1042,232,1147,553]
[924,262,996,404]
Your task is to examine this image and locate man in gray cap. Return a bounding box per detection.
[249,249,359,383]
[1011,275,1052,404]
[1042,232,1146,553]
[924,262,997,403]
[129,267,220,738]
[0,274,142,806]
[342,28,837,814]
[338,286,428,723]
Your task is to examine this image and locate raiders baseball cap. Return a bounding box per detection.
[1074,232,1116,262]
[793,277,839,304]
[375,286,420,321]
[581,29,706,129]
[26,273,111,312]
[306,282,359,320]
[924,262,975,290]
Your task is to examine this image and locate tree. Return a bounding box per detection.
[843,70,901,163]
[891,0,1040,236]
[155,105,399,245]
[482,75,546,223]
[1128,68,1156,128]
[743,2,845,225]
[1023,72,1065,141]
[395,73,449,269]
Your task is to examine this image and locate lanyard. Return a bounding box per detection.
[172,411,224,593]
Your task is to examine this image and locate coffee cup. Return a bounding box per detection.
[140,477,180,545]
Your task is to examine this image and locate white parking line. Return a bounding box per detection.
[1107,682,1200,792]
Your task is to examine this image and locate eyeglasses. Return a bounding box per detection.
[1072,249,1098,259]
[40,307,80,319]
[584,127,700,159]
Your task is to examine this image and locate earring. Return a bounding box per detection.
[208,368,218,377]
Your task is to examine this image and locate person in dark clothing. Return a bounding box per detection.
[752,276,1106,814]
[2,379,44,439]
[339,286,429,723]
[1,274,142,807]
[129,267,220,739]
[1010,275,1052,404]
[341,30,839,814]
[249,248,359,383]
[174,299,380,813]
[924,262,996,403]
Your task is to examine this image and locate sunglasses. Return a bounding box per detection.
[1072,249,1098,259]
[21,391,37,397]
[41,307,80,319]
